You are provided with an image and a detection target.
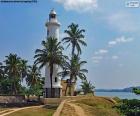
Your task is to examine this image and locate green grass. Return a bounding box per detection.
[74,96,120,116]
[6,105,57,116]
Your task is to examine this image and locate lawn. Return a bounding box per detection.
[6,105,57,116]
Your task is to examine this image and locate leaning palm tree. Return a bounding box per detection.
[62,23,87,56]
[4,54,22,95]
[34,37,66,97]
[59,54,88,96]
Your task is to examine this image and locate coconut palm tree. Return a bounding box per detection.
[20,59,28,82]
[26,65,42,100]
[62,23,87,56]
[4,54,22,94]
[26,64,41,86]
[34,37,66,97]
[59,54,88,96]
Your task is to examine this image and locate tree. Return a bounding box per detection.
[4,54,23,94]
[62,23,87,96]
[26,64,41,87]
[25,65,43,100]
[4,53,28,95]
[80,79,95,95]
[0,62,13,94]
[34,37,66,97]
[133,88,140,95]
[59,54,88,96]
[20,59,28,82]
[62,23,87,56]
[0,62,4,79]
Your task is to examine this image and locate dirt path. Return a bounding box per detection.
[0,105,44,116]
[60,100,86,116]
[67,102,86,116]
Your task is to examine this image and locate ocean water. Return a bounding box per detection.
[95,92,140,99]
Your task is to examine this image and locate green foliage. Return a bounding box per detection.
[80,79,95,95]
[26,64,41,86]
[62,23,87,56]
[0,53,43,96]
[0,23,88,98]
[34,37,66,97]
[59,54,88,82]
[34,37,66,69]
[133,88,140,95]
[116,99,140,116]
[0,54,29,95]
[60,23,87,96]
[59,54,88,96]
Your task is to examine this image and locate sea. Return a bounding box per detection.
[95,92,140,99]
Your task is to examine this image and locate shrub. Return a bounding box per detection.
[116,99,140,116]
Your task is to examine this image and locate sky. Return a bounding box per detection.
[0,0,140,89]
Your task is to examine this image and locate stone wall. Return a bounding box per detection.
[0,95,25,103]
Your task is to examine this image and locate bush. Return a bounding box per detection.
[116,99,140,116]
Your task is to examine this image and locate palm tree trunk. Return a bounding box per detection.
[69,74,73,96]
[72,45,75,57]
[50,64,53,98]
[69,84,71,96]
[12,77,17,95]
[65,84,68,96]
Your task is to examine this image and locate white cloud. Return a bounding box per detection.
[108,41,117,46]
[108,36,134,47]
[93,49,108,63]
[93,60,100,64]
[112,55,119,60]
[108,12,138,32]
[94,49,108,55]
[92,56,103,60]
[54,0,98,12]
[116,36,133,43]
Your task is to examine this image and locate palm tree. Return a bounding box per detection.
[62,23,87,56]
[26,64,41,86]
[34,37,66,97]
[59,54,88,96]
[80,79,95,95]
[0,62,4,79]
[4,54,22,94]
[20,59,28,82]
[26,64,42,100]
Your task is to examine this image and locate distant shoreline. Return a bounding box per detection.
[95,86,140,92]
[95,91,132,92]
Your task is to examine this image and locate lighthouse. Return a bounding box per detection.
[44,9,62,98]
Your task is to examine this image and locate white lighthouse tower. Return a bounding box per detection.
[44,9,62,98]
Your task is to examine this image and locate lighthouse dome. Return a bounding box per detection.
[50,9,57,15]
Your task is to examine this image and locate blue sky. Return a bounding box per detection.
[0,0,140,89]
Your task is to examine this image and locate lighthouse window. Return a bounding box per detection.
[55,77,57,82]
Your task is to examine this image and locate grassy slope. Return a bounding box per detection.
[74,96,120,116]
[6,106,56,116]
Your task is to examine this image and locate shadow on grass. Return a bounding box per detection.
[42,104,58,110]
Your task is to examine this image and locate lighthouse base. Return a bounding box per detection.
[44,88,61,98]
